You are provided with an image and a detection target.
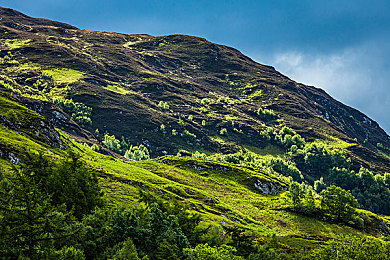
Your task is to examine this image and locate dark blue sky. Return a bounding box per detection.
[1,0,390,133]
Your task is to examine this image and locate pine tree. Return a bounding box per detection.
[0,169,73,259]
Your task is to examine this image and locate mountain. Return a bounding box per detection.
[1,7,390,259]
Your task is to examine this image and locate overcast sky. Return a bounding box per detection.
[1,0,389,133]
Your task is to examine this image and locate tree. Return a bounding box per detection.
[113,238,140,260]
[124,144,150,161]
[320,185,358,222]
[0,169,74,259]
[184,243,244,260]
[155,239,179,260]
[314,177,327,193]
[289,182,305,207]
[55,246,86,260]
[48,151,103,219]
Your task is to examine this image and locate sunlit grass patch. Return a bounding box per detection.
[103,84,131,95]
[311,138,355,150]
[42,68,84,84]
[1,39,32,49]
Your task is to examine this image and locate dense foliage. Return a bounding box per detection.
[1,151,390,259]
[53,97,93,127]
[102,133,150,160]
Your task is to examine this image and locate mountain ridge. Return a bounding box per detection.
[1,6,390,183]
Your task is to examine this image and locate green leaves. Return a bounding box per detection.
[124,144,150,161]
[184,243,244,260]
[289,182,305,207]
[307,235,390,260]
[0,169,74,259]
[48,151,103,219]
[53,97,93,127]
[320,185,358,222]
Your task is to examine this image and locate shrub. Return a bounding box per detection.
[200,98,210,106]
[54,97,93,127]
[314,177,326,193]
[289,182,305,207]
[269,158,303,182]
[199,107,208,113]
[183,130,196,143]
[124,144,150,161]
[158,101,169,111]
[103,134,122,154]
[257,107,277,121]
[184,244,243,260]
[219,128,228,136]
[303,143,349,175]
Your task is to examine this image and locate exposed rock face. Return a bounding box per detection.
[0,110,63,149]
[8,152,19,164]
[254,178,287,195]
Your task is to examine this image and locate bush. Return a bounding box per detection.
[103,133,122,154]
[270,158,303,182]
[303,143,349,175]
[54,97,93,127]
[305,236,390,260]
[48,151,103,218]
[183,130,197,143]
[314,177,327,193]
[219,128,228,136]
[257,107,277,122]
[289,182,305,207]
[158,101,170,111]
[200,98,210,106]
[124,144,150,161]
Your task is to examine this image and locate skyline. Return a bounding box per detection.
[1,0,389,133]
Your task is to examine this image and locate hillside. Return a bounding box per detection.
[2,7,390,259]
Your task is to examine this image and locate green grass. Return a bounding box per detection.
[0,125,47,155]
[0,93,45,124]
[42,68,84,84]
[59,140,373,243]
[244,144,285,157]
[103,84,131,95]
[0,92,67,158]
[0,119,384,251]
[18,63,42,71]
[311,138,356,150]
[1,39,32,49]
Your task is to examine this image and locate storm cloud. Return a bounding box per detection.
[265,40,390,133]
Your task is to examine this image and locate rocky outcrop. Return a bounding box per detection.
[0,111,63,149]
[253,178,287,195]
[19,97,96,141]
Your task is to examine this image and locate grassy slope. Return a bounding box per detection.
[69,139,370,251]
[0,92,387,252]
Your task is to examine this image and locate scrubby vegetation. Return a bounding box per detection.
[2,150,390,259]
[257,107,277,122]
[102,133,150,160]
[53,97,93,127]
